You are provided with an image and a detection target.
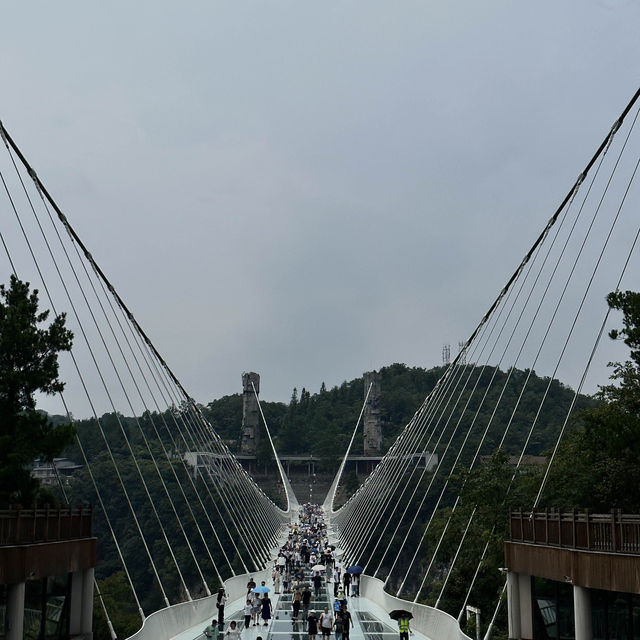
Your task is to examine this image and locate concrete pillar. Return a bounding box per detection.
[70,567,94,638]
[6,581,25,640]
[573,585,592,640]
[517,573,533,640]
[240,372,261,455]
[363,371,382,455]
[506,571,521,640]
[82,567,95,638]
[70,569,84,635]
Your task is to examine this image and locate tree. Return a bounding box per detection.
[545,291,640,511]
[0,275,75,507]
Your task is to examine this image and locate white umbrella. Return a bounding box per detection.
[311,564,326,572]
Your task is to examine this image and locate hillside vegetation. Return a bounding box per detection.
[203,362,595,471]
[55,361,596,638]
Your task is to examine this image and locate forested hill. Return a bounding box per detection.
[202,363,596,469]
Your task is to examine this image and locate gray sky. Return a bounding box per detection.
[2,1,640,408]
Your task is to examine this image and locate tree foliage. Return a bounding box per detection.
[0,276,74,507]
[545,290,640,511]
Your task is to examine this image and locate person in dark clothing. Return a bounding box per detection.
[302,587,312,618]
[261,594,272,626]
[292,589,302,620]
[307,611,319,640]
[216,588,227,629]
[313,573,323,598]
[340,607,353,640]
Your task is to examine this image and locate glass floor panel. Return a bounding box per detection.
[361,621,397,633]
[356,612,377,621]
[363,634,400,640]
[270,620,308,632]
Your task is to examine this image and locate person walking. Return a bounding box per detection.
[204,619,217,638]
[225,620,242,640]
[397,615,411,640]
[244,599,252,630]
[251,592,261,626]
[261,594,273,626]
[307,610,318,640]
[342,572,351,594]
[302,585,312,618]
[341,607,353,640]
[319,606,334,639]
[217,588,227,629]
[273,567,281,594]
[292,588,302,620]
[334,612,344,640]
[332,569,340,597]
[313,573,323,598]
[351,575,359,597]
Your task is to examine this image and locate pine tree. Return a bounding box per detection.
[0,276,75,507]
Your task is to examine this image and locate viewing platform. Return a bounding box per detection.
[505,509,640,639]
[0,506,97,640]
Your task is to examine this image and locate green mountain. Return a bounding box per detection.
[203,362,595,471]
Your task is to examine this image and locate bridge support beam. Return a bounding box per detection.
[506,571,520,640]
[70,567,95,639]
[506,572,533,639]
[6,581,25,640]
[573,585,592,640]
[518,573,533,640]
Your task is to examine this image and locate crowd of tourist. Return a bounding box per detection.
[205,502,360,640]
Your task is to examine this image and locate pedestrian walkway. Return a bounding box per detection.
[170,503,431,640]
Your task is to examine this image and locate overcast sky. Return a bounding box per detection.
[2,1,640,407]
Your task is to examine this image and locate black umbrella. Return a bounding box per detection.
[346,566,363,575]
[389,610,413,621]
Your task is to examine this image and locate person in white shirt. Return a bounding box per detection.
[244,600,252,629]
[319,606,334,639]
[225,620,241,640]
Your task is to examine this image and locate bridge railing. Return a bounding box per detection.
[126,566,271,639]
[509,509,640,554]
[0,506,93,545]
[359,575,472,640]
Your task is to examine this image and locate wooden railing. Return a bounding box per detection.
[0,506,93,545]
[509,509,640,554]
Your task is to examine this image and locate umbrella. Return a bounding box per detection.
[346,566,363,575]
[334,549,345,558]
[253,586,270,594]
[389,610,413,621]
[311,564,325,572]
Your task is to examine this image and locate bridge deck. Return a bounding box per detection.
[171,570,431,640]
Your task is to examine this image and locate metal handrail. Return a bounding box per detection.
[0,506,93,545]
[509,508,640,554]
